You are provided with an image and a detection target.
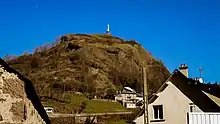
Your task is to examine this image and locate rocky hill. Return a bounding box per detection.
[5,34,170,99]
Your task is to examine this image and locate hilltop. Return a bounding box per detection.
[5,34,170,100]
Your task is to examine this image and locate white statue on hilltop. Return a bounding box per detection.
[106,24,110,35]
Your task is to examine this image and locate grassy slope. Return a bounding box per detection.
[42,94,128,114]
[85,100,128,113]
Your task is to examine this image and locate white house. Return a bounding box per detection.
[133,64,220,124]
[124,101,137,108]
[115,87,138,108]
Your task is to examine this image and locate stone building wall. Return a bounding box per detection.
[0,65,46,124]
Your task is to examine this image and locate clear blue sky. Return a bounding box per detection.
[0,0,220,83]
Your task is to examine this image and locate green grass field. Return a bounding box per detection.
[85,100,128,113]
[42,93,129,114]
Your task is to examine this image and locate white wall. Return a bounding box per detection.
[136,97,143,101]
[133,114,144,124]
[122,93,136,101]
[126,102,136,108]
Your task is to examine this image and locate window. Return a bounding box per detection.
[153,105,163,120]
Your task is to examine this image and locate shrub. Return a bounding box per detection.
[60,36,68,42]
[78,101,87,114]
[69,54,80,62]
[67,43,81,50]
[105,88,117,100]
[30,56,40,69]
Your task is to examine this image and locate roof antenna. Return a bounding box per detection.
[198,68,204,83]
[106,24,111,35]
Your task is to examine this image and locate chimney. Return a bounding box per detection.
[179,64,188,78]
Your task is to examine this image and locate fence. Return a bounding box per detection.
[92,98,116,102]
[188,112,220,124]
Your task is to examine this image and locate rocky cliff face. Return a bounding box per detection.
[6,34,170,98]
[0,59,51,124]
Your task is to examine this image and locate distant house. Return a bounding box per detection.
[121,87,137,101]
[124,101,137,108]
[133,64,220,124]
[115,87,139,108]
[115,87,137,101]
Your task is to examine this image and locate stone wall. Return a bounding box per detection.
[23,99,46,124]
[50,116,97,124]
[0,65,46,124]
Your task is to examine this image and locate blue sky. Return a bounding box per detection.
[0,0,220,83]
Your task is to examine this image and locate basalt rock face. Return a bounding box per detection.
[6,34,170,98]
[0,59,51,124]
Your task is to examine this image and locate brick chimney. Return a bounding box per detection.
[179,64,188,78]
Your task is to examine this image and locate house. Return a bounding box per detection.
[0,58,51,124]
[133,64,220,124]
[115,87,139,108]
[124,101,137,108]
[121,87,137,101]
[115,87,137,101]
